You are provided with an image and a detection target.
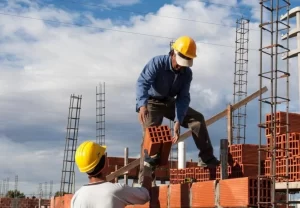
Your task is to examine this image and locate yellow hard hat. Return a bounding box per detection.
[172,36,197,67]
[75,141,107,173]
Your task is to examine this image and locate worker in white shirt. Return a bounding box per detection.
[70,140,159,208]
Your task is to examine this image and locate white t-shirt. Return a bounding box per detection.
[70,181,150,208]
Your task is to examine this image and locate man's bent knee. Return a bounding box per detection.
[194,111,205,122]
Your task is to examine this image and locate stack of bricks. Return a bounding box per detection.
[227,143,266,178]
[170,143,266,183]
[264,111,300,182]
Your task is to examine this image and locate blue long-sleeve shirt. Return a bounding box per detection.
[136,55,192,124]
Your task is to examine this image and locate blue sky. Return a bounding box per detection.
[0,0,299,198]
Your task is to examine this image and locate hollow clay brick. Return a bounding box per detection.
[143,125,173,167]
[150,185,168,207]
[143,126,163,156]
[169,183,190,208]
[159,138,172,166]
[219,177,271,207]
[191,181,215,207]
[228,144,266,165]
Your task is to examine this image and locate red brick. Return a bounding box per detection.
[143,126,162,156]
[169,183,190,207]
[228,144,266,165]
[142,125,174,167]
[150,185,168,207]
[191,181,215,207]
[219,177,271,207]
[230,163,258,178]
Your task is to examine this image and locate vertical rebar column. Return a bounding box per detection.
[60,94,82,195]
[44,182,47,199]
[2,179,6,196]
[13,175,18,208]
[6,178,9,194]
[38,183,42,199]
[233,17,250,144]
[96,82,106,145]
[280,3,292,207]
[49,180,53,199]
[258,0,290,207]
[168,40,178,169]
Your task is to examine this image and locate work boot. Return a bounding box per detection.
[198,156,220,167]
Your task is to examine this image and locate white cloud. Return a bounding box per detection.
[104,0,140,7]
[0,0,298,196]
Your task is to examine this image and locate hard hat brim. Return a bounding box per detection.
[174,50,193,67]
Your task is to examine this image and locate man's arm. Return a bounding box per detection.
[113,150,159,205]
[175,71,192,124]
[114,184,150,205]
[136,57,159,111]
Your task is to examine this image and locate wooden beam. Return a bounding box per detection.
[106,86,268,181]
[175,86,268,144]
[107,158,140,182]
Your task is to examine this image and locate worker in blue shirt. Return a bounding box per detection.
[136,36,220,185]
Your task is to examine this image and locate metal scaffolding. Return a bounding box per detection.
[258,0,290,207]
[38,183,42,199]
[96,82,106,145]
[233,17,250,144]
[60,94,82,195]
[44,182,48,199]
[1,178,8,197]
[12,175,18,208]
[49,180,53,199]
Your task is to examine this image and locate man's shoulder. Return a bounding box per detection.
[184,67,193,77]
[148,54,169,64]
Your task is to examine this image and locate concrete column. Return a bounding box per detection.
[178,141,186,169]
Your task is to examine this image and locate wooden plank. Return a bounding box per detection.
[106,158,140,182]
[105,86,268,181]
[175,86,268,144]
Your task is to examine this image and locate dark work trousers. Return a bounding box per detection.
[138,98,214,185]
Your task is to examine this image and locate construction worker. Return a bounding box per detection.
[136,36,220,172]
[71,141,159,208]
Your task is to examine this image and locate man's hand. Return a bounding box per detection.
[172,121,180,143]
[143,149,160,170]
[138,106,148,124]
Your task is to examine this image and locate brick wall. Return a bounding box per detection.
[50,194,73,208]
[0,197,50,208]
[50,177,270,208]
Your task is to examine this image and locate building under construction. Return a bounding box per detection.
[51,0,300,208]
[1,0,299,208]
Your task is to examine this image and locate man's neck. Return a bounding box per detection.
[88,177,106,184]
